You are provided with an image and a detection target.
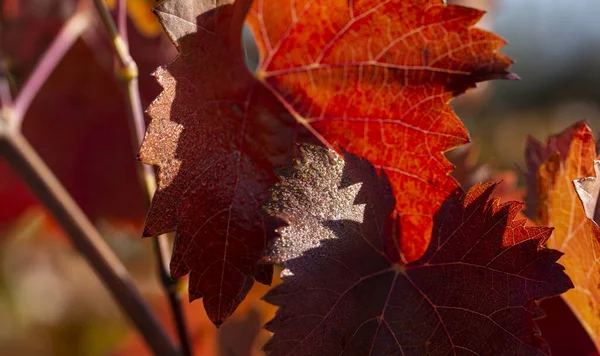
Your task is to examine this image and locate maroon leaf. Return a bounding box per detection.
[262,144,572,356]
[139,0,305,325]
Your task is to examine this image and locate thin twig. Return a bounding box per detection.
[12,12,89,127]
[92,0,136,72]
[0,129,179,356]
[0,60,12,108]
[97,0,192,354]
[153,234,193,356]
[117,0,128,44]
[0,24,12,109]
[1,7,179,354]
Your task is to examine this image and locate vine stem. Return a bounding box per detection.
[94,0,192,354]
[0,42,11,108]
[0,69,11,109]
[0,7,180,355]
[0,127,179,356]
[116,0,128,43]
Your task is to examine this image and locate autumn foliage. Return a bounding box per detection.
[525,122,600,352]
[141,0,516,326]
[262,145,570,355]
[4,0,600,355]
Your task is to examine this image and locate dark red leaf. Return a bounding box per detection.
[536,297,598,356]
[262,144,572,356]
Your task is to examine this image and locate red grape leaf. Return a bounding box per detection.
[140,0,299,325]
[245,0,514,262]
[262,144,572,356]
[140,0,513,324]
[0,158,38,228]
[525,122,600,351]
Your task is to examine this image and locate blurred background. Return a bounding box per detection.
[0,0,599,355]
[454,0,600,171]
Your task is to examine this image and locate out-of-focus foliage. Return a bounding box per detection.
[525,122,600,353]
[0,0,176,226]
[105,0,163,37]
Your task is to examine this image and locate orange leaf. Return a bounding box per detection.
[525,121,600,352]
[105,0,163,37]
[246,0,514,262]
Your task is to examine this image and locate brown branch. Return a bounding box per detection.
[0,71,11,108]
[117,0,128,44]
[0,128,179,356]
[0,45,12,108]
[92,0,135,72]
[0,8,179,355]
[94,1,192,354]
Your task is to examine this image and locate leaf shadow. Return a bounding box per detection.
[140,1,316,324]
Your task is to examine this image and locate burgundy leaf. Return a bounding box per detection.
[263,144,572,356]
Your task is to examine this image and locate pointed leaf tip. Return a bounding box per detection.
[506,72,521,80]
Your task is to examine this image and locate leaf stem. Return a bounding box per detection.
[12,12,89,128]
[95,0,192,354]
[0,129,179,356]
